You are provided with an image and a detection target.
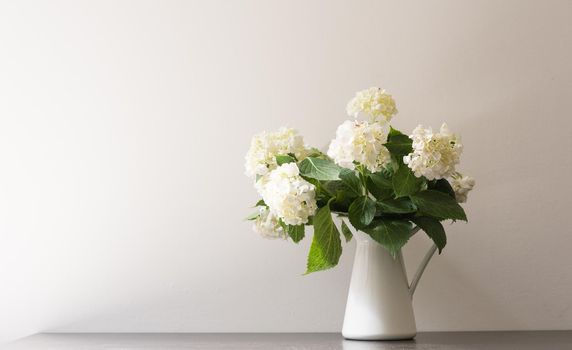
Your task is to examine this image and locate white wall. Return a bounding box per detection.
[1,0,571,345]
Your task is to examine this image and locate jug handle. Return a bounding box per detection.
[405,226,438,298]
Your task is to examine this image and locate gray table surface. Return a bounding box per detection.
[3,332,572,350]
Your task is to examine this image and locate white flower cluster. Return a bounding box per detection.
[255,163,317,226]
[327,120,391,173]
[252,206,288,239]
[346,87,398,123]
[451,172,475,203]
[244,127,308,178]
[403,123,463,180]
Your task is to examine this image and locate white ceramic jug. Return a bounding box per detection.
[342,228,437,340]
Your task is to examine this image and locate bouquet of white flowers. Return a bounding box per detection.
[245,87,475,274]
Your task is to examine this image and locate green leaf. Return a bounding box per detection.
[245,211,259,220]
[298,157,342,181]
[287,224,305,243]
[321,180,341,194]
[428,179,456,199]
[348,196,376,229]
[392,164,423,197]
[369,172,392,187]
[384,134,413,156]
[363,219,412,257]
[307,147,326,158]
[305,205,342,274]
[278,219,288,232]
[341,220,353,242]
[367,173,394,200]
[412,216,447,253]
[388,126,405,137]
[339,169,362,197]
[275,154,296,165]
[320,181,357,213]
[254,199,266,207]
[410,190,467,221]
[377,197,417,214]
[305,216,314,226]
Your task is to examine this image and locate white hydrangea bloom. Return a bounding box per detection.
[253,206,288,239]
[255,163,317,226]
[403,123,463,180]
[346,87,398,123]
[451,172,475,203]
[244,127,308,178]
[327,120,391,173]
